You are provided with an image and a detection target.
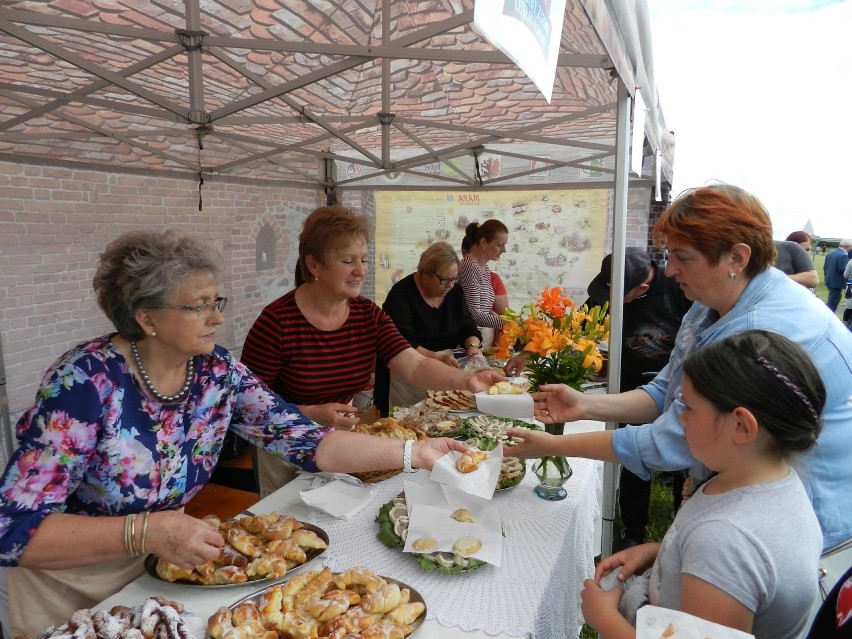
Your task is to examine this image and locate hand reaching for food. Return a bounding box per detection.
[467,368,506,393]
[148,510,225,568]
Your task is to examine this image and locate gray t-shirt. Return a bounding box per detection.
[774,240,814,276]
[646,470,822,639]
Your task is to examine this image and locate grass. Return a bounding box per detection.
[813,253,828,301]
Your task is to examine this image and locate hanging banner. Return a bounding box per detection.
[631,88,646,177]
[374,189,608,307]
[473,0,568,103]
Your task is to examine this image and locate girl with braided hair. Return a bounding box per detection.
[580,330,825,638]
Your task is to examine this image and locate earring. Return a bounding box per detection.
[728,272,737,280]
[151,331,157,337]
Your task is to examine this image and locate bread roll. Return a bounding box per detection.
[412,537,438,551]
[487,381,526,395]
[450,508,476,523]
[456,450,489,473]
[453,536,482,557]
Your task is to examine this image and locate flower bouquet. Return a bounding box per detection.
[495,287,609,499]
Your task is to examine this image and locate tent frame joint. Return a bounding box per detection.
[176,29,207,51]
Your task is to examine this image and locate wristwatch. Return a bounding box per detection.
[403,439,418,473]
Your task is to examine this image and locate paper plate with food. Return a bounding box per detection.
[376,483,497,574]
[211,566,427,639]
[147,511,328,587]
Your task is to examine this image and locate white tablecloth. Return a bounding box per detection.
[96,422,604,639]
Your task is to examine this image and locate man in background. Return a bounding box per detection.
[586,247,692,551]
[774,240,818,290]
[824,239,852,312]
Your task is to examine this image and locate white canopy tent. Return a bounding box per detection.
[0,0,675,553]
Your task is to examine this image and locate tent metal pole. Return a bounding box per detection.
[601,77,633,557]
[0,335,13,468]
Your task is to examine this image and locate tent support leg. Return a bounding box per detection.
[601,77,633,558]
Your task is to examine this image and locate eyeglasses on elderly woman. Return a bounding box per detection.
[433,273,459,286]
[158,296,228,315]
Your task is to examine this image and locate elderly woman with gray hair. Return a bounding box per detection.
[375,241,484,415]
[0,230,468,639]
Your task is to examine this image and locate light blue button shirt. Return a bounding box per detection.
[612,267,852,551]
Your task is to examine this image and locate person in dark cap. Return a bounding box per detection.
[586,247,692,551]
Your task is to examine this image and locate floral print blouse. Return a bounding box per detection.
[0,336,333,565]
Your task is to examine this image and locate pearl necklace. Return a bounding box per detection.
[130,340,195,403]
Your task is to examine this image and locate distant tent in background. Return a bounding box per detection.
[803,219,816,237]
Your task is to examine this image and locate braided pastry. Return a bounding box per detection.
[361,619,408,639]
[28,598,193,639]
[154,512,323,585]
[333,566,385,594]
[359,583,402,614]
[206,568,423,639]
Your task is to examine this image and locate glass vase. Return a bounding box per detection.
[531,423,573,500]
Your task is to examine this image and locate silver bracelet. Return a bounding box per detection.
[403,439,417,473]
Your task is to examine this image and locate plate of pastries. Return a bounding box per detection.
[148,512,328,587]
[208,566,426,639]
[22,596,200,639]
[422,389,476,412]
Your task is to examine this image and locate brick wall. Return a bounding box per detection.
[597,185,657,254]
[0,160,321,429]
[0,162,656,462]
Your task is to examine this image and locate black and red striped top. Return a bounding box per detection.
[241,290,411,405]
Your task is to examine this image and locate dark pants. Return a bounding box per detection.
[827,287,843,312]
[619,465,686,542]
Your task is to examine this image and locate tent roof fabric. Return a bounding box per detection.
[0,0,672,189]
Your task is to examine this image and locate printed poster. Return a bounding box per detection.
[374,190,608,310]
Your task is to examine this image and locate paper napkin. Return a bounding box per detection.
[403,502,502,566]
[299,477,375,520]
[475,391,534,419]
[636,606,755,639]
[430,446,502,499]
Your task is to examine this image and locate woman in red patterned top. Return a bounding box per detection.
[242,205,503,494]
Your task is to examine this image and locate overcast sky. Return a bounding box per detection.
[646,0,852,240]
